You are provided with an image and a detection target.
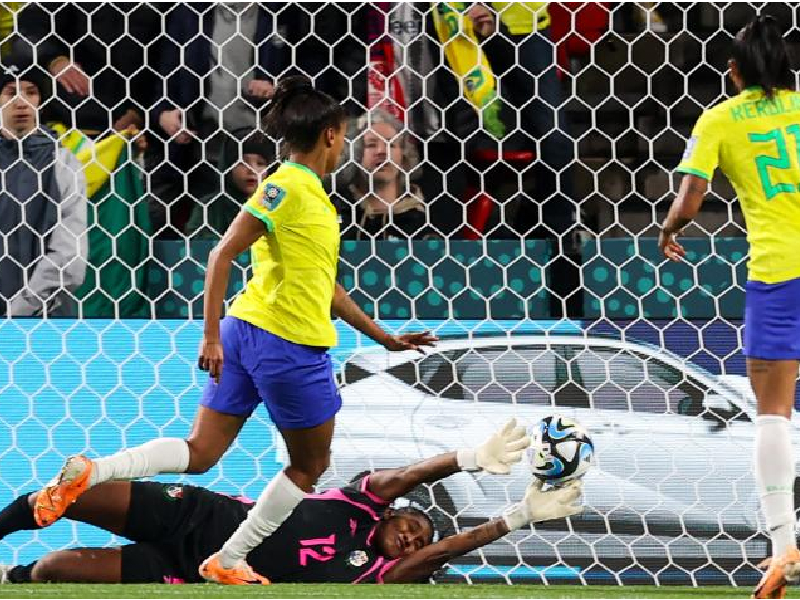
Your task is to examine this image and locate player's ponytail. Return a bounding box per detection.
[263,75,346,154]
[731,15,794,100]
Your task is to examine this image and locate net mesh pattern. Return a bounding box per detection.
[0,1,786,586]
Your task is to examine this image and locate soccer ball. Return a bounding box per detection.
[529,415,594,483]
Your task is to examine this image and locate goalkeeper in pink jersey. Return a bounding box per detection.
[0,422,582,585]
[660,15,800,599]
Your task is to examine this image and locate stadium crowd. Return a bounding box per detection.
[0,2,766,318]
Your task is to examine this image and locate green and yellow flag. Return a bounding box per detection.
[433,3,505,139]
[53,125,152,317]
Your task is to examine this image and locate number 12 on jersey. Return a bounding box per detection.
[748,125,800,200]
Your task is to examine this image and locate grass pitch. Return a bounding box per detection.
[0,584,774,599]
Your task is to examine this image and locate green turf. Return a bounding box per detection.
[0,584,776,599]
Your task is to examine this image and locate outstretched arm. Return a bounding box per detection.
[331,284,438,352]
[659,174,708,261]
[382,480,584,584]
[366,420,530,502]
[383,518,509,583]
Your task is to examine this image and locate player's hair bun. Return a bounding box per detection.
[264,76,315,139]
[272,75,314,103]
[263,75,345,154]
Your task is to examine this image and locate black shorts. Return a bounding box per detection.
[120,543,182,584]
[119,481,249,584]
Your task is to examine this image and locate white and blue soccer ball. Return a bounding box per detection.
[529,415,594,483]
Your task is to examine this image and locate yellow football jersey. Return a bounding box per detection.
[678,87,800,284]
[229,162,340,348]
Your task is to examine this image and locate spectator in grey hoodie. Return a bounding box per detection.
[0,60,87,317]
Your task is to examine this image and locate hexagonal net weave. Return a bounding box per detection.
[0,1,781,587]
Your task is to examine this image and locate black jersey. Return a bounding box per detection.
[126,477,400,584]
[248,475,399,583]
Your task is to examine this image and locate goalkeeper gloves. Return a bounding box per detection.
[502,479,584,531]
[457,418,531,475]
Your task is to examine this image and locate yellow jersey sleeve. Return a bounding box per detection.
[243,181,297,233]
[677,110,723,181]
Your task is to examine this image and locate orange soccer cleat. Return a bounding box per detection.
[753,548,800,599]
[33,455,93,528]
[199,553,270,585]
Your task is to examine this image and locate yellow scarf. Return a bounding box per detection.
[50,123,132,197]
[433,3,505,139]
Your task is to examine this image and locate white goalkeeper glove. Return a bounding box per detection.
[457,418,531,475]
[502,479,584,531]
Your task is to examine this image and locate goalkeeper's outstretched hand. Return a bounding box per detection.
[503,479,583,531]
[458,418,531,474]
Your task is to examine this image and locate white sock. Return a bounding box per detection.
[756,415,798,555]
[89,438,191,486]
[218,470,305,568]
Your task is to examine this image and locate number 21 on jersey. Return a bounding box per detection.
[748,124,800,200]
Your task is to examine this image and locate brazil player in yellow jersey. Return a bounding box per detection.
[659,16,800,598]
[33,77,437,585]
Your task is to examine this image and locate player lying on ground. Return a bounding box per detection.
[0,422,581,585]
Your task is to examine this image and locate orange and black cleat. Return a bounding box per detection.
[33,455,93,528]
[199,553,270,585]
[753,548,800,599]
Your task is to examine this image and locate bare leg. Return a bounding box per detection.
[748,358,799,417]
[749,358,800,561]
[185,406,247,473]
[282,417,336,492]
[1,483,132,544]
[61,481,132,536]
[88,406,246,488]
[214,417,336,569]
[31,548,122,583]
[25,482,131,538]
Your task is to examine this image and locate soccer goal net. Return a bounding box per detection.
[0,1,781,586]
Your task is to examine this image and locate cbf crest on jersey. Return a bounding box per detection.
[262,183,286,210]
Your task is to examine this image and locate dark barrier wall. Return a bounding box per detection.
[149,238,747,320]
[151,240,553,319]
[583,238,748,319]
